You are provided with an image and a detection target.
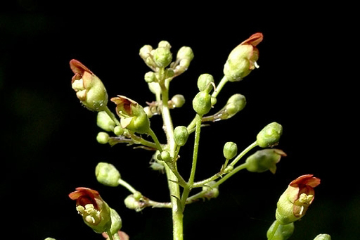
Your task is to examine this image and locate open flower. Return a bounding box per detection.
[223,32,263,82]
[276,174,321,224]
[111,95,150,134]
[69,187,111,233]
[70,59,108,111]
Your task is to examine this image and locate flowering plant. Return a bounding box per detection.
[46,33,330,240]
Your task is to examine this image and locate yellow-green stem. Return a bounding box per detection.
[118,178,137,194]
[228,141,258,168]
[160,76,183,240]
[212,76,228,98]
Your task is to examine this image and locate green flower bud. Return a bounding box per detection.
[144,106,153,118]
[95,162,121,187]
[144,71,157,83]
[313,234,331,240]
[170,94,185,108]
[223,33,263,82]
[211,96,217,106]
[111,96,150,134]
[165,68,175,79]
[174,126,189,146]
[114,125,124,136]
[192,91,211,115]
[133,191,142,200]
[202,181,219,200]
[97,111,115,132]
[153,47,172,68]
[124,194,144,212]
[70,59,108,112]
[148,82,161,95]
[197,74,214,92]
[108,208,122,235]
[223,142,238,159]
[158,40,171,49]
[160,151,171,162]
[257,122,283,148]
[97,132,109,144]
[245,149,286,174]
[266,221,294,240]
[174,46,194,75]
[139,45,153,60]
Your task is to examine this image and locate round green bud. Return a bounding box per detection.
[158,40,171,49]
[139,45,153,60]
[266,221,294,240]
[97,111,116,132]
[192,91,212,115]
[165,68,175,79]
[96,132,109,144]
[95,162,121,187]
[133,191,142,200]
[154,47,172,68]
[108,208,122,235]
[313,234,331,240]
[226,94,246,115]
[171,94,185,108]
[211,96,217,106]
[202,181,219,200]
[177,46,194,62]
[148,82,161,95]
[174,126,189,146]
[114,125,124,136]
[197,73,214,92]
[144,71,156,83]
[223,142,238,159]
[124,194,143,211]
[160,151,171,162]
[256,122,283,147]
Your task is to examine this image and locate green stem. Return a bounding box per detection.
[106,231,114,240]
[104,106,120,126]
[118,179,137,194]
[228,141,258,168]
[214,162,248,187]
[181,114,202,206]
[148,128,163,151]
[212,76,228,98]
[160,76,183,240]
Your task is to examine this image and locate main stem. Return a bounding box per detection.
[160,79,183,240]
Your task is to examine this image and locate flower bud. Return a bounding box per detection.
[170,94,185,108]
[165,68,175,79]
[256,122,283,148]
[197,74,214,92]
[70,59,108,111]
[148,82,161,95]
[174,126,189,146]
[111,96,150,134]
[275,174,321,224]
[124,194,144,212]
[144,71,157,83]
[210,94,246,121]
[202,181,219,200]
[114,125,124,136]
[266,221,294,240]
[139,45,156,69]
[95,162,121,187]
[108,208,122,235]
[97,111,115,132]
[69,187,112,233]
[192,91,211,115]
[174,46,194,75]
[160,150,171,162]
[223,142,238,159]
[97,132,109,144]
[158,40,171,49]
[313,234,331,240]
[153,47,172,68]
[245,149,286,174]
[223,33,263,82]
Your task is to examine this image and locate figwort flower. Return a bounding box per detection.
[276,174,321,224]
[70,59,108,111]
[111,95,150,134]
[69,187,111,233]
[223,32,263,82]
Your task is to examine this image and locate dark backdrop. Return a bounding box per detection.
[1,2,355,240]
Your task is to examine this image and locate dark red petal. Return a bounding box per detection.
[241,33,263,46]
[70,59,93,75]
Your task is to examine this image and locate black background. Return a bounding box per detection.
[0,1,356,240]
